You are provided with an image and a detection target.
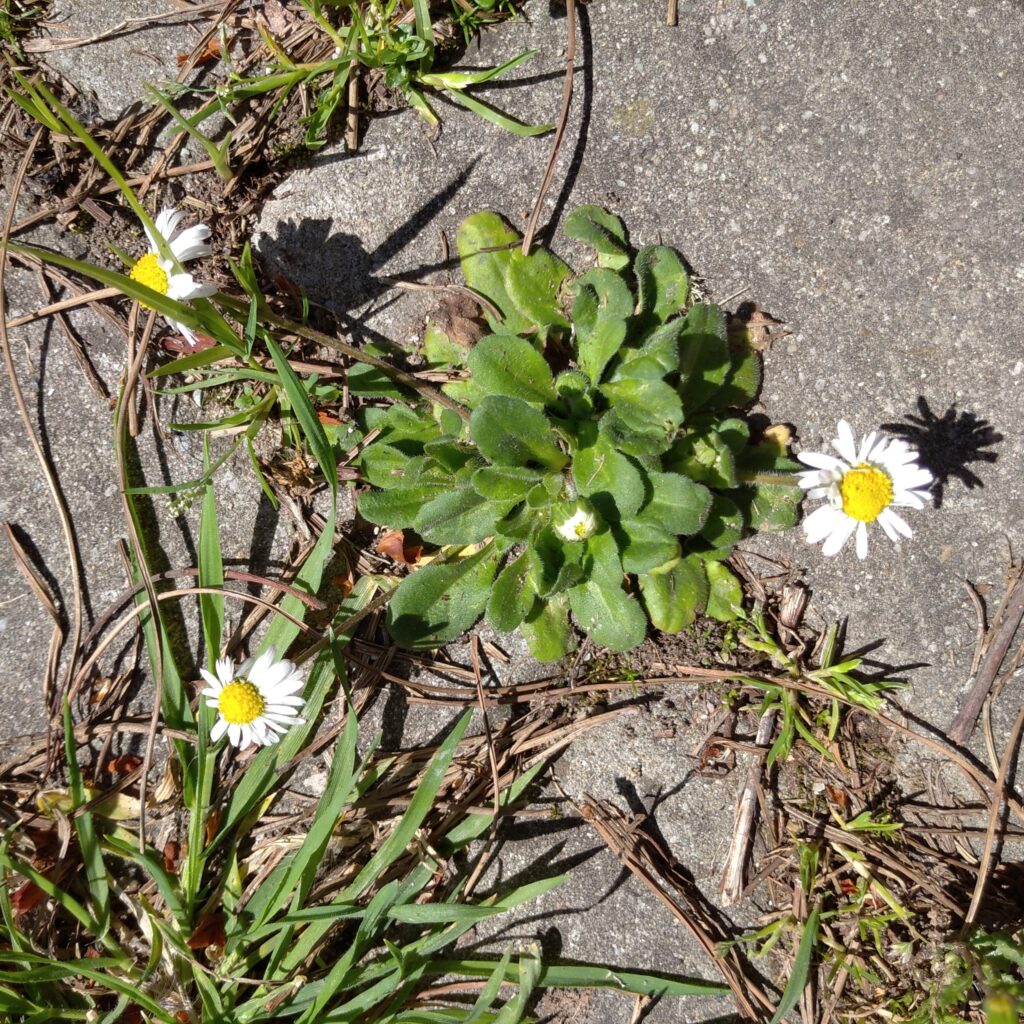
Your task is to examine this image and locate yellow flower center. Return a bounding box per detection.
[217,680,265,725]
[574,520,589,539]
[839,463,893,522]
[129,252,169,302]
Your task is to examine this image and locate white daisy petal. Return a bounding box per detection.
[177,323,201,348]
[200,667,222,691]
[271,676,306,697]
[155,207,185,242]
[169,225,212,262]
[216,657,235,685]
[880,507,913,538]
[855,522,869,560]
[206,646,306,748]
[166,272,217,301]
[834,420,858,463]
[133,206,215,345]
[856,431,878,463]
[877,511,900,542]
[801,419,931,560]
[798,451,845,472]
[266,694,305,708]
[249,647,277,683]
[803,504,842,544]
[893,491,924,510]
[821,517,857,557]
[257,660,295,692]
[201,690,220,704]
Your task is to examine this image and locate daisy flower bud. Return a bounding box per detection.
[555,503,597,542]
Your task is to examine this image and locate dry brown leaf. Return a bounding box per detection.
[187,911,226,950]
[11,880,47,916]
[204,809,222,846]
[376,528,423,566]
[177,36,223,68]
[163,840,182,874]
[431,293,488,348]
[729,301,789,352]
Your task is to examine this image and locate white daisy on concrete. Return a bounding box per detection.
[797,419,933,560]
[129,207,216,346]
[200,646,306,748]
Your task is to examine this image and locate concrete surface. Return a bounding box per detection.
[42,0,210,120]
[254,0,1024,744]
[0,213,293,748]
[4,1,1023,1021]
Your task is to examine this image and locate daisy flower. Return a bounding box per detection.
[129,207,216,346]
[200,646,305,748]
[797,419,933,559]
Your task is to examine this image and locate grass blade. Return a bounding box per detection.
[62,701,111,941]
[768,905,820,1024]
[265,334,337,491]
[493,944,542,1024]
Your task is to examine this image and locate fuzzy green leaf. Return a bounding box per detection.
[732,482,803,533]
[521,595,575,661]
[568,577,647,652]
[635,245,689,325]
[414,487,509,545]
[471,464,541,500]
[677,303,731,413]
[616,519,681,574]
[505,247,572,330]
[486,551,535,633]
[359,483,450,528]
[467,334,556,406]
[528,525,588,597]
[457,212,531,333]
[573,435,645,521]
[700,494,745,553]
[638,554,709,633]
[470,396,567,469]
[387,546,499,648]
[637,471,713,536]
[570,269,633,384]
[704,561,743,621]
[599,378,684,446]
[665,426,738,489]
[613,319,685,380]
[564,205,631,269]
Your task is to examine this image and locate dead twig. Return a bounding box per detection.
[581,796,774,1022]
[719,709,776,906]
[964,704,1024,926]
[949,563,1024,745]
[521,0,575,254]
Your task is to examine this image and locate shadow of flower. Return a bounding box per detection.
[882,397,1001,510]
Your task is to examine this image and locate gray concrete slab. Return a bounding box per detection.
[0,220,293,755]
[42,0,204,119]
[8,0,1024,1019]
[254,0,1024,743]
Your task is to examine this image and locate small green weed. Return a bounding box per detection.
[158,0,549,164]
[356,206,803,659]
